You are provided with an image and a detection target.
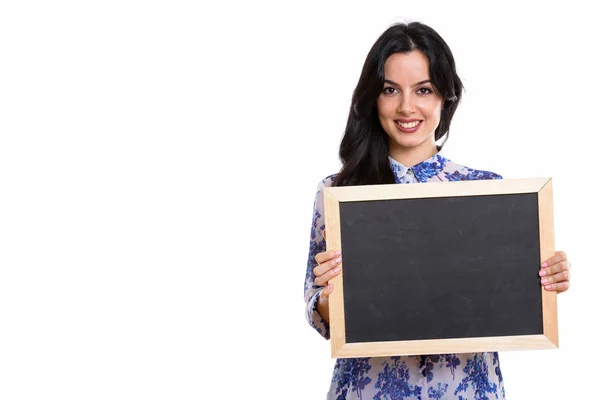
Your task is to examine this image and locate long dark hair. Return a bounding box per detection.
[333,22,464,187]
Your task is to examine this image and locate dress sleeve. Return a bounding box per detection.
[477,171,503,181]
[303,178,330,339]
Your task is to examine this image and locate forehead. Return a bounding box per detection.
[383,51,430,81]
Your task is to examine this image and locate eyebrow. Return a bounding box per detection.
[384,79,432,88]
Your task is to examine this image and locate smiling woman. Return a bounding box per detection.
[304,21,573,400]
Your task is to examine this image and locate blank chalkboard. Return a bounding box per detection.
[324,178,557,358]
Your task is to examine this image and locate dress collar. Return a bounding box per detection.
[388,153,448,183]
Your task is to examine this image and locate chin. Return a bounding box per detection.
[392,136,427,149]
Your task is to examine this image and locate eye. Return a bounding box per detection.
[417,87,433,95]
[382,86,398,95]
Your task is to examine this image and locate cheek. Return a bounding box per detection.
[419,99,442,120]
[377,98,396,119]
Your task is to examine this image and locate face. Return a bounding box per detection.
[376,51,443,164]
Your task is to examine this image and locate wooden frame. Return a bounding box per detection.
[324,177,557,358]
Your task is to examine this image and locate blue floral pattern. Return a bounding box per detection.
[411,154,447,183]
[304,153,505,399]
[333,358,373,400]
[374,357,422,399]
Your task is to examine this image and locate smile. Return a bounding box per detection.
[394,120,422,133]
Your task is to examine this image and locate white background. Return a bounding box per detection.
[1,1,597,399]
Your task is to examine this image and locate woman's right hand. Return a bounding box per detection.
[313,250,342,301]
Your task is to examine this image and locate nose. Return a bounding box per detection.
[397,93,415,114]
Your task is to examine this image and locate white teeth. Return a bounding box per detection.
[397,121,420,129]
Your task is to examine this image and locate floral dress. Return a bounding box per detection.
[304,153,506,400]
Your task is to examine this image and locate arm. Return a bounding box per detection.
[303,179,330,339]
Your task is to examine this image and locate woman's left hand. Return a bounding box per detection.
[540,251,571,293]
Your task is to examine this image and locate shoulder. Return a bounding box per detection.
[311,174,337,212]
[311,174,337,205]
[443,159,503,181]
[316,174,337,191]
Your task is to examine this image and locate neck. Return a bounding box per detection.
[388,142,438,167]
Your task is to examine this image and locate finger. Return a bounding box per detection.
[540,269,570,287]
[541,251,567,268]
[320,283,334,299]
[543,280,570,293]
[314,249,340,266]
[539,260,569,279]
[314,250,341,269]
[314,261,342,286]
[313,256,342,280]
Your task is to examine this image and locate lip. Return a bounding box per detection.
[394,119,422,133]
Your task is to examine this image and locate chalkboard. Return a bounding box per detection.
[324,178,557,358]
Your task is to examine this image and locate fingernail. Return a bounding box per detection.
[335,251,341,255]
[541,278,548,284]
[542,262,548,267]
[539,270,547,276]
[545,285,552,290]
[335,257,341,263]
[333,267,340,273]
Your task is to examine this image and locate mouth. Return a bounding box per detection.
[394,119,422,133]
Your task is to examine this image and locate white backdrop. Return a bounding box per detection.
[1,1,597,399]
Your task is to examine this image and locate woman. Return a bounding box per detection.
[304,21,571,399]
